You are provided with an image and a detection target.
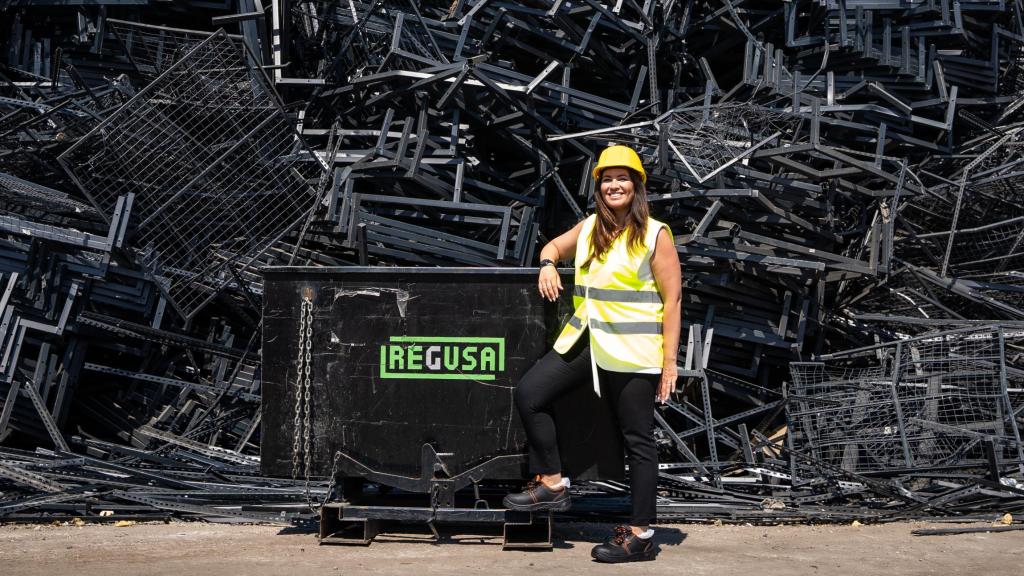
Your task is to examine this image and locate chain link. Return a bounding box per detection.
[291,297,314,481]
[313,451,343,514]
[291,299,308,479]
[301,298,314,499]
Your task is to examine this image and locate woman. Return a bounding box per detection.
[503,145,681,563]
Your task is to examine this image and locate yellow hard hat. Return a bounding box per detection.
[592,145,646,184]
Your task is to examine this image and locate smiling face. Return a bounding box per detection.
[599,167,635,215]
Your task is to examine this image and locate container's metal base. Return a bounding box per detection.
[319,503,553,549]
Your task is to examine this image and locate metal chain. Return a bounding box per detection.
[291,297,313,480]
[301,297,314,497]
[312,451,343,514]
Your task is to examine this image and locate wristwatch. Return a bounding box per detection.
[539,259,556,269]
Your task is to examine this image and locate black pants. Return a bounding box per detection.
[513,335,659,526]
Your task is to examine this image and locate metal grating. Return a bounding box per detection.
[790,326,1024,474]
[57,30,321,318]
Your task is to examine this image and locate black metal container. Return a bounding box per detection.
[261,267,622,489]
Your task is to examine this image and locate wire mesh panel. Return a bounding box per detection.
[900,218,1024,274]
[843,265,1024,333]
[57,31,321,318]
[789,326,1024,474]
[664,103,800,182]
[970,272,1024,310]
[0,172,99,222]
[106,19,234,80]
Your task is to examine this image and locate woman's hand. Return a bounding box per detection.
[538,266,563,302]
[657,362,678,404]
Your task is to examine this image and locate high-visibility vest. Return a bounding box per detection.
[553,214,671,385]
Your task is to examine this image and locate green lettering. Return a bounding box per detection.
[388,345,404,371]
[382,337,505,379]
[443,346,460,370]
[480,346,496,372]
[462,346,477,371]
[407,344,423,370]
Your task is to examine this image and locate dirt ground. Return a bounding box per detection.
[1,519,1022,576]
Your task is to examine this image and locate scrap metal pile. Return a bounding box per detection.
[2,1,1024,526]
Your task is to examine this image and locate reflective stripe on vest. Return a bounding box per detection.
[588,320,662,335]
[573,285,663,304]
[553,215,671,374]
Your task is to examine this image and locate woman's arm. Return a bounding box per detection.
[650,226,682,403]
[537,219,585,301]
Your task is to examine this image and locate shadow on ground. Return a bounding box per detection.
[276,517,688,555]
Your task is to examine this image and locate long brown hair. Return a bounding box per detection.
[583,168,650,268]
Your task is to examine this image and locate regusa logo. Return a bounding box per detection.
[379,336,506,380]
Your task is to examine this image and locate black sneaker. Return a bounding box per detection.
[590,525,656,563]
[502,476,571,512]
